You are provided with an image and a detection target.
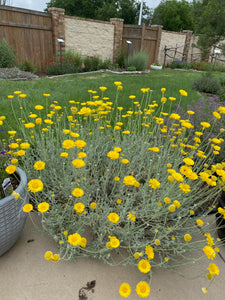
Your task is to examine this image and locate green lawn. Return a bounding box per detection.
[0,68,219,138]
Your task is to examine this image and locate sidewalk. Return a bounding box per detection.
[1,213,225,300]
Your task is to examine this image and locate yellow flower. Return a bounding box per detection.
[149,178,160,189]
[207,263,219,276]
[74,140,86,149]
[201,122,211,129]
[121,158,129,164]
[77,152,87,158]
[37,202,50,213]
[213,111,221,119]
[72,159,85,168]
[74,202,85,214]
[123,175,139,187]
[14,90,21,94]
[108,212,120,223]
[127,211,136,222]
[43,93,50,97]
[80,237,87,248]
[183,157,194,166]
[52,254,60,262]
[114,81,122,86]
[109,236,120,248]
[5,165,17,174]
[138,259,151,273]
[196,219,204,227]
[99,86,107,92]
[148,147,160,152]
[116,198,122,204]
[114,176,120,181]
[35,105,44,110]
[28,179,44,193]
[35,118,42,125]
[154,239,161,246]
[119,283,131,298]
[20,142,30,149]
[44,251,53,261]
[134,252,143,259]
[107,150,119,160]
[202,287,208,294]
[187,110,195,115]
[168,204,176,212]
[184,234,192,242]
[203,246,216,260]
[161,88,166,93]
[179,183,191,193]
[68,233,82,246]
[19,94,27,98]
[60,152,69,158]
[164,197,171,204]
[136,281,151,298]
[11,191,20,200]
[8,95,14,98]
[173,200,181,208]
[34,161,45,170]
[179,89,188,96]
[22,203,33,213]
[72,188,84,197]
[62,139,75,149]
[204,233,215,247]
[24,122,35,129]
[8,142,19,149]
[122,130,130,134]
[90,202,97,209]
[145,245,154,260]
[17,150,26,156]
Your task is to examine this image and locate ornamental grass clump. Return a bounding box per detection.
[1,85,225,297]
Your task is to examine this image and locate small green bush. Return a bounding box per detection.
[167,60,189,69]
[63,49,82,69]
[0,39,17,68]
[126,66,136,71]
[18,60,37,73]
[116,52,126,69]
[192,74,222,94]
[127,51,148,71]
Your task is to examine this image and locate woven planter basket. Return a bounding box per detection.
[0,167,29,256]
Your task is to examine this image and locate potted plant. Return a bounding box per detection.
[0,150,29,256]
[150,63,162,70]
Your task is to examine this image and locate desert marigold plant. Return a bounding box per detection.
[2,83,225,298]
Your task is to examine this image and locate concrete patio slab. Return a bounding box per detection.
[1,213,225,300]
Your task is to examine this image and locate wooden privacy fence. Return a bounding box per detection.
[0,5,54,71]
[122,24,162,67]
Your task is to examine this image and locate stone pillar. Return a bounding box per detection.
[110,18,124,63]
[48,7,65,56]
[182,30,193,62]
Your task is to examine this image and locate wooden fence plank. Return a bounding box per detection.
[0,6,53,71]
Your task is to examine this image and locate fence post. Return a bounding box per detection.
[141,23,146,52]
[48,7,65,57]
[151,25,162,64]
[182,30,193,62]
[110,18,124,64]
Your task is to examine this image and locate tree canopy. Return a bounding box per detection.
[152,0,194,32]
[45,0,151,24]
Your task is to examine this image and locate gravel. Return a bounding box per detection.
[0,67,39,80]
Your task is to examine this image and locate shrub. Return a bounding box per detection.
[167,60,189,69]
[116,52,126,69]
[45,55,81,75]
[127,51,148,71]
[18,60,37,73]
[2,86,224,297]
[0,39,17,68]
[63,49,82,69]
[82,56,101,72]
[192,74,222,95]
[126,66,136,71]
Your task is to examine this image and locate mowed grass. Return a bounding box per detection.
[0,69,213,138]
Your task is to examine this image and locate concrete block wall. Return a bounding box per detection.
[65,16,114,61]
[159,30,186,65]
